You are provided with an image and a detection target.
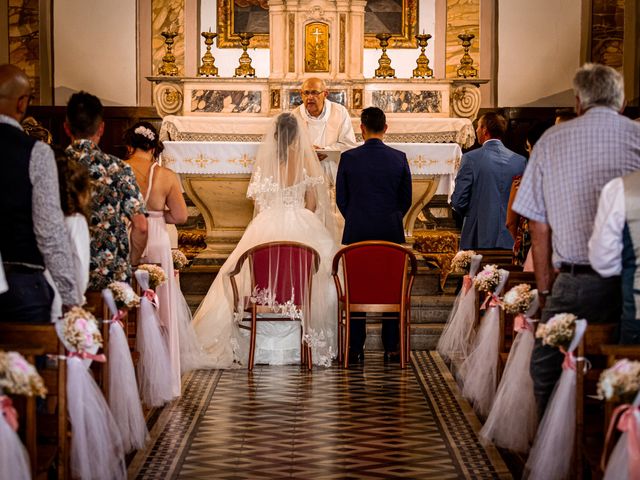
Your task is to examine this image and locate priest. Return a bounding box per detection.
[292,77,357,183]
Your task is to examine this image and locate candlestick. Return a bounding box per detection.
[456,33,478,78]
[374,33,395,78]
[412,33,433,78]
[234,32,256,77]
[198,31,219,77]
[158,31,179,76]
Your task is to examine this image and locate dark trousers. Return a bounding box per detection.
[0,271,53,323]
[349,313,400,354]
[531,272,621,419]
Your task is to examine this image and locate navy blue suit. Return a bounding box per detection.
[451,139,526,250]
[335,138,412,355]
[336,138,412,245]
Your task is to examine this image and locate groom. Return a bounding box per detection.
[336,107,412,363]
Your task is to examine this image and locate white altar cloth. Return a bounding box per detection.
[159,115,476,148]
[161,141,461,197]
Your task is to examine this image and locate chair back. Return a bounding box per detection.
[250,242,318,307]
[335,241,417,305]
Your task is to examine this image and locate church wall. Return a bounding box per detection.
[53,0,137,106]
[497,0,583,107]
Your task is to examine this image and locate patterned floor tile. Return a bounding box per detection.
[129,352,511,479]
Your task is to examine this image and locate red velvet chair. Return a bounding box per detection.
[230,241,320,371]
[331,241,417,368]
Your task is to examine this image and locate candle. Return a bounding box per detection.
[208,26,211,33]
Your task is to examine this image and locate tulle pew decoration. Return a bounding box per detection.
[55,307,126,480]
[437,252,482,365]
[102,285,149,453]
[480,286,539,453]
[599,362,640,480]
[135,267,175,407]
[525,315,587,480]
[0,350,47,480]
[458,266,509,418]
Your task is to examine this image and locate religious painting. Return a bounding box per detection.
[304,22,330,72]
[217,0,418,48]
[590,0,624,70]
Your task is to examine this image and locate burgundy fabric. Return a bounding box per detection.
[251,245,314,306]
[343,246,406,304]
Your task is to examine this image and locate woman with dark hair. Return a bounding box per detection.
[124,121,188,399]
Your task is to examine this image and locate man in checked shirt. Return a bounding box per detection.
[513,63,640,418]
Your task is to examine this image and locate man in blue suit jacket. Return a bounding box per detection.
[451,112,526,250]
[336,107,412,363]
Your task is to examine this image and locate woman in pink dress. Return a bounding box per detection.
[124,122,188,398]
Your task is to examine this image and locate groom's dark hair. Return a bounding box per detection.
[361,107,386,134]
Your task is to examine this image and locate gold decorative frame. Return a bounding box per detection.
[217,0,418,49]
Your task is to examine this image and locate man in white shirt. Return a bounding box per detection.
[292,77,357,183]
[589,170,640,344]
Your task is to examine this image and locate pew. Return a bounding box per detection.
[0,323,69,480]
[84,291,111,402]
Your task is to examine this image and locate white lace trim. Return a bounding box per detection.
[303,328,335,367]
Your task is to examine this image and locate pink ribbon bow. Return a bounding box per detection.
[601,404,640,479]
[559,347,576,371]
[143,289,159,308]
[69,351,107,363]
[0,396,18,431]
[514,314,533,333]
[481,293,501,310]
[110,310,126,328]
[463,275,472,294]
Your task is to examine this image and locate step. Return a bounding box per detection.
[365,323,444,351]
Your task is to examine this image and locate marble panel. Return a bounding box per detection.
[152,0,185,75]
[445,0,480,78]
[8,0,40,103]
[288,90,347,108]
[191,89,262,113]
[590,0,624,69]
[371,90,442,113]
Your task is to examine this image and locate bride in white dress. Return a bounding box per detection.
[192,113,339,367]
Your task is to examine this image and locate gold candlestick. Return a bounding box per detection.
[456,33,478,78]
[234,33,256,78]
[158,31,179,76]
[412,33,433,78]
[374,33,395,79]
[198,31,219,77]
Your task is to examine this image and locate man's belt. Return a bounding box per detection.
[559,263,595,275]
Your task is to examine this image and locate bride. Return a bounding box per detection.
[192,113,339,367]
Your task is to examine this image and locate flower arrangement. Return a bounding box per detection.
[107,281,140,310]
[535,313,577,349]
[172,249,188,271]
[597,359,640,401]
[60,306,103,353]
[137,264,167,290]
[473,264,500,292]
[450,250,476,273]
[0,351,47,397]
[502,284,536,314]
[134,125,155,141]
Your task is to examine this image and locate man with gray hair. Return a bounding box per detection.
[513,63,640,417]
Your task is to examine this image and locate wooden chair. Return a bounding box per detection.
[332,241,417,368]
[0,323,69,480]
[229,241,319,372]
[575,323,618,480]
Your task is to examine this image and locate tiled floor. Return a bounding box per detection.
[128,352,511,479]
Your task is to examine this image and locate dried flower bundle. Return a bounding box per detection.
[450,250,476,273]
[473,264,500,292]
[0,351,47,398]
[137,264,167,290]
[535,313,577,350]
[107,281,140,310]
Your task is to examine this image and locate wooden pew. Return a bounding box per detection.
[575,323,618,480]
[0,323,69,480]
[84,291,111,402]
[476,249,514,268]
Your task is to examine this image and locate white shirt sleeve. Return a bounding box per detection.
[0,252,7,294]
[588,177,625,277]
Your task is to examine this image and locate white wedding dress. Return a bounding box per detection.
[192,113,339,368]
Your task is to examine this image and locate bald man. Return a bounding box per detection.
[292,77,357,183]
[0,64,79,322]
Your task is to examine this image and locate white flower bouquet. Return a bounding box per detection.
[450,250,477,273]
[59,306,103,353]
[535,313,577,349]
[137,264,167,290]
[107,281,140,310]
[172,249,188,271]
[502,284,535,314]
[473,264,500,292]
[0,351,47,397]
[598,359,640,402]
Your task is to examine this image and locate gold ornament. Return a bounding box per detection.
[456,33,478,78]
[234,33,256,78]
[374,33,395,79]
[158,31,179,76]
[412,33,433,78]
[198,31,219,77]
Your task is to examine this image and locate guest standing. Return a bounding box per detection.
[124,121,188,397]
[451,112,526,250]
[0,64,79,322]
[336,107,412,363]
[64,92,148,291]
[513,63,640,417]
